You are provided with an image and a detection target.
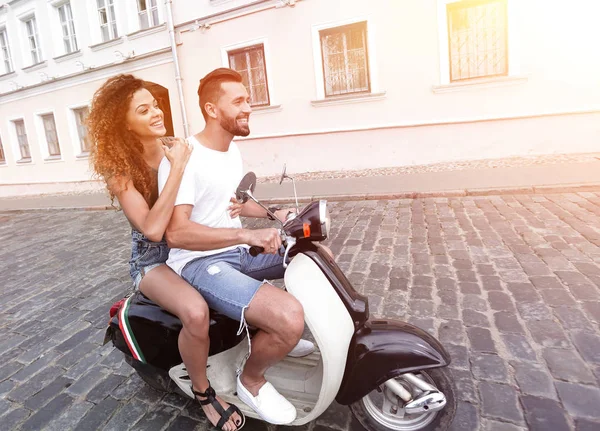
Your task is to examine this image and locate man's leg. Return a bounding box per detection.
[239,283,304,395]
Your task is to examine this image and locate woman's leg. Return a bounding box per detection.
[139,265,241,431]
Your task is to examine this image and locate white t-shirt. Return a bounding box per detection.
[157,136,245,275]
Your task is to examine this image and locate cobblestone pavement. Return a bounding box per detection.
[1,193,600,431]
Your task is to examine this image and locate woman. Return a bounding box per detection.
[88,74,244,431]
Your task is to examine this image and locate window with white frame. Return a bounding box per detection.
[97,0,118,42]
[13,119,31,160]
[228,44,270,107]
[447,0,508,81]
[0,134,6,163]
[319,21,370,97]
[0,29,13,74]
[58,2,78,54]
[41,114,61,157]
[137,0,159,30]
[25,17,42,64]
[73,106,90,153]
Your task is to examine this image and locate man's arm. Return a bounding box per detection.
[166,204,282,253]
[239,200,296,222]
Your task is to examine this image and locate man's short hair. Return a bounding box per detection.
[197,68,243,120]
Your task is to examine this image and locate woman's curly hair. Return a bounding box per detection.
[88,74,156,205]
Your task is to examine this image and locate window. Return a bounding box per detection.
[228,44,270,107]
[319,21,370,97]
[25,17,42,64]
[0,134,5,163]
[447,0,508,81]
[14,120,31,160]
[137,0,159,30]
[97,0,118,42]
[73,107,90,153]
[41,114,61,157]
[58,2,78,54]
[0,29,13,74]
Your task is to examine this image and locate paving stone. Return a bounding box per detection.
[74,396,121,431]
[470,353,509,383]
[130,403,180,431]
[439,320,466,345]
[555,381,600,420]
[460,282,481,294]
[20,393,74,431]
[554,306,593,330]
[512,362,556,399]
[527,320,571,348]
[0,408,31,431]
[448,401,479,431]
[6,365,65,403]
[575,418,600,431]
[66,367,109,397]
[481,419,527,431]
[501,334,537,362]
[0,380,16,397]
[583,302,600,323]
[481,276,503,291]
[555,271,592,286]
[0,361,23,382]
[572,331,600,364]
[543,348,596,384]
[516,301,553,321]
[23,375,73,410]
[463,309,489,328]
[167,415,204,431]
[446,344,469,370]
[11,350,62,383]
[488,291,516,311]
[112,373,147,401]
[86,373,127,404]
[506,283,541,303]
[44,401,94,431]
[462,294,488,312]
[529,276,564,290]
[479,381,524,424]
[103,397,149,431]
[467,327,496,353]
[520,395,571,431]
[569,284,600,301]
[494,311,525,334]
[449,368,477,403]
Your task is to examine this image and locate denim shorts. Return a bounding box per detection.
[180,246,286,322]
[129,230,170,289]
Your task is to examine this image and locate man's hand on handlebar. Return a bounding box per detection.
[244,228,282,254]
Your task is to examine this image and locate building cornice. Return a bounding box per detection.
[0,47,172,103]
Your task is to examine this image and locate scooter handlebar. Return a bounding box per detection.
[249,246,264,257]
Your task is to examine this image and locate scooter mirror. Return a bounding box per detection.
[236,172,257,203]
[279,164,287,185]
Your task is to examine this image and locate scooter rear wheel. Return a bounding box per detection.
[349,368,456,431]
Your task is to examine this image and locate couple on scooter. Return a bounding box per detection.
[88,68,316,429]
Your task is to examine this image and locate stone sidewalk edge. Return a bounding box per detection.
[1,182,599,213]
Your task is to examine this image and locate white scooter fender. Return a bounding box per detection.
[284,252,355,425]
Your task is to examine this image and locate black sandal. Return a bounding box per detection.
[192,381,246,431]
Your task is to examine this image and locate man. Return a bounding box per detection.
[157,68,311,425]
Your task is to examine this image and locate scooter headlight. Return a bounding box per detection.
[283,200,329,241]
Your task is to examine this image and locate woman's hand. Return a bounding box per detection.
[228,197,244,219]
[161,137,192,170]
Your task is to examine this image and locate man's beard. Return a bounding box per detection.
[220,114,250,137]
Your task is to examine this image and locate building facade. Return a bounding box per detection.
[1,0,599,196]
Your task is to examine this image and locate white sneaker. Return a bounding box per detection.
[236,376,297,425]
[288,339,315,358]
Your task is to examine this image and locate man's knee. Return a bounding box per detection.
[277,296,304,342]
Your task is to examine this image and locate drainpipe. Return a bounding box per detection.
[165,0,190,137]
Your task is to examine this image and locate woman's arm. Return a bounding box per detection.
[110,139,191,242]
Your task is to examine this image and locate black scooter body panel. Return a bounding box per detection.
[297,243,450,406]
[335,319,451,405]
[107,291,244,371]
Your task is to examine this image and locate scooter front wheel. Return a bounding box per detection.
[349,368,456,431]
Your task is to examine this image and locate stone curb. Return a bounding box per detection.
[1,183,599,212]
